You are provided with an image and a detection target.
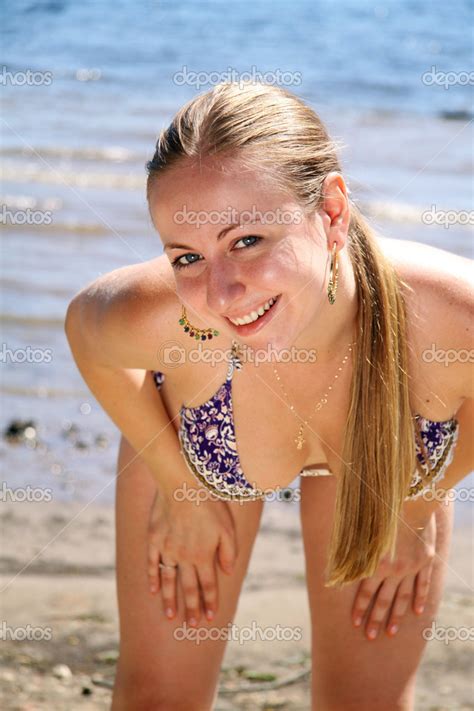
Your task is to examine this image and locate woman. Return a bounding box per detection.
[65,82,473,710]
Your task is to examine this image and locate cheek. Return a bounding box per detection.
[255,249,319,291]
[175,280,204,307]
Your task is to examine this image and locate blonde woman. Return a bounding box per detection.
[65,82,473,710]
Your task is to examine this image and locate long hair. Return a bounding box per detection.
[145,81,417,588]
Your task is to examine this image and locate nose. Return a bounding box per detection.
[205,261,246,316]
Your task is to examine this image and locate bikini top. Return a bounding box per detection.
[152,342,460,502]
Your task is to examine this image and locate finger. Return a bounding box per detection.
[147,540,161,595]
[197,562,218,622]
[413,562,434,615]
[385,575,416,637]
[178,563,201,627]
[160,564,179,620]
[364,578,399,640]
[217,530,238,574]
[352,578,383,629]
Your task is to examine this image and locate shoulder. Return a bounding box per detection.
[378,237,473,407]
[66,254,187,372]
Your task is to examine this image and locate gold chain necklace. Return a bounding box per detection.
[272,339,356,450]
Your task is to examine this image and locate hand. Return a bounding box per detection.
[351,510,437,641]
[147,488,239,628]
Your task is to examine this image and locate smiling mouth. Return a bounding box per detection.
[225,294,282,331]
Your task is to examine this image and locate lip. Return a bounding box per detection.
[224,294,282,335]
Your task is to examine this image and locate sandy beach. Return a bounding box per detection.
[0,498,472,711]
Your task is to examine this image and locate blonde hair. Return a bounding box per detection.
[146,82,418,589]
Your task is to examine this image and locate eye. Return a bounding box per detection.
[171,235,262,270]
[233,235,261,250]
[171,252,201,270]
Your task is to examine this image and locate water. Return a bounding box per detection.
[1,0,472,524]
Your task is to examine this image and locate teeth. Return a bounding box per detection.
[229,296,278,326]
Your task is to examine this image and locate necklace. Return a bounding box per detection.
[272,338,356,450]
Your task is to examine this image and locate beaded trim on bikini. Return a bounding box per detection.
[404,415,460,501]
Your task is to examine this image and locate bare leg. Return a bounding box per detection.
[299,474,454,711]
[111,435,265,711]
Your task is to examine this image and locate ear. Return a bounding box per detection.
[320,172,350,249]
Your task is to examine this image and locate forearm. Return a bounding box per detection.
[65,310,198,498]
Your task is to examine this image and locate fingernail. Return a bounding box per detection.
[389,624,399,635]
[416,605,424,614]
[354,617,362,627]
[150,585,156,594]
[368,628,377,640]
[188,617,197,627]
[206,609,214,620]
[165,608,174,619]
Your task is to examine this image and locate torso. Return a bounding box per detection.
[141,237,469,490]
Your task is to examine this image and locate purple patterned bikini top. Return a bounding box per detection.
[152,342,460,502]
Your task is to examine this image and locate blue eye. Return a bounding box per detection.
[233,235,261,250]
[171,235,262,270]
[171,252,201,269]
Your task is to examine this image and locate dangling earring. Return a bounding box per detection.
[178,305,219,341]
[327,241,339,305]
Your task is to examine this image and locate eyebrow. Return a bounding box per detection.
[163,223,242,251]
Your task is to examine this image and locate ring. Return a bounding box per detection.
[158,562,179,570]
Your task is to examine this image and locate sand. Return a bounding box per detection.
[0,500,472,710]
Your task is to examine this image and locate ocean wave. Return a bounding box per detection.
[0,385,90,398]
[0,145,137,162]
[0,314,65,327]
[2,163,145,189]
[360,199,473,228]
[0,220,110,236]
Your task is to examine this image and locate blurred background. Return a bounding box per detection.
[1,0,472,508]
[0,2,472,707]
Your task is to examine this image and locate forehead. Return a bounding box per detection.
[149,156,295,238]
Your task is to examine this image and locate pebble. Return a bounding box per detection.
[52,663,72,680]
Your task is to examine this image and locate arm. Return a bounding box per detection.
[402,253,474,526]
[64,269,200,499]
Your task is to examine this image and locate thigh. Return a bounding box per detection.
[299,474,454,711]
[112,435,264,711]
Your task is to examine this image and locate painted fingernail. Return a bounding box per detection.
[206,609,214,620]
[165,608,174,619]
[416,605,424,614]
[188,617,197,627]
[389,624,399,635]
[368,628,377,640]
[354,617,362,627]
